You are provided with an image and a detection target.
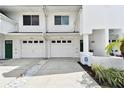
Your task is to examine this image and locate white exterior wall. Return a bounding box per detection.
[1,20,16,34]
[7,11,80,33]
[2,5,124,58]
[0,13,17,34]
[0,38,3,58]
[19,12,45,32]
[0,6,80,59]
[0,14,17,59]
[81,6,124,56]
[4,35,80,58]
[47,11,77,32]
[7,12,46,32]
[0,34,5,59]
[91,56,124,70]
[75,13,80,32]
[89,29,109,56]
[82,5,124,34]
[73,37,80,57]
[5,35,46,58]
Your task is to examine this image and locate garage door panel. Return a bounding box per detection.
[21,40,45,58]
[51,40,74,57]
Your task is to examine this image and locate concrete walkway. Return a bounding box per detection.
[0,58,100,88]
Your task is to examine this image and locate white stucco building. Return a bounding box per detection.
[0,5,123,59]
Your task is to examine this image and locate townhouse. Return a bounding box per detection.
[0,5,124,59]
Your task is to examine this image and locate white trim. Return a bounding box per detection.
[6,33,44,36]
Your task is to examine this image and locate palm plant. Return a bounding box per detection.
[105,38,124,58]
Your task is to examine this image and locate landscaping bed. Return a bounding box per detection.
[78,62,103,87]
[78,61,124,88]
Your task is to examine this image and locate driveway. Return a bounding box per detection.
[0,58,100,88]
[0,58,41,87]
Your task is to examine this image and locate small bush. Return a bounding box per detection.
[92,64,124,88]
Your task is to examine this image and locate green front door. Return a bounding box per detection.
[5,40,13,59]
[80,40,83,52]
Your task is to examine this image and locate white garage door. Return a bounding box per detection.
[21,40,45,58]
[51,40,74,57]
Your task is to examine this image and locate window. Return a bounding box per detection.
[28,41,32,43]
[62,40,66,43]
[112,40,116,42]
[55,16,69,25]
[39,40,43,43]
[23,15,39,26]
[57,40,61,43]
[67,40,71,43]
[34,41,38,43]
[91,41,95,43]
[32,15,39,25]
[23,41,27,43]
[55,16,61,25]
[23,15,31,25]
[52,40,56,43]
[61,16,69,25]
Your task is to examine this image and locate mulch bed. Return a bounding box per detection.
[77,61,108,88]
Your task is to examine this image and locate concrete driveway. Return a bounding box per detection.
[0,58,100,88]
[0,58,41,87]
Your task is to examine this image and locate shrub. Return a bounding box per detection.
[92,64,124,88]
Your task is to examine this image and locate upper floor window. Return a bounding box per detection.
[54,16,69,25]
[23,15,39,26]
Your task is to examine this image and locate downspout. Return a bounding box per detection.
[43,5,48,59]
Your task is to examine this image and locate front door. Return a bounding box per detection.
[5,40,12,59]
[80,40,83,52]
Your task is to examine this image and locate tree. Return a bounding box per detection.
[105,38,124,58]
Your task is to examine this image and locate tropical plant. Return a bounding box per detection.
[92,64,124,87]
[105,38,124,58]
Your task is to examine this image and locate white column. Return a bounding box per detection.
[83,34,89,53]
[79,8,83,35]
[104,29,109,56]
[44,37,48,59]
[105,29,109,46]
[13,39,21,58]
